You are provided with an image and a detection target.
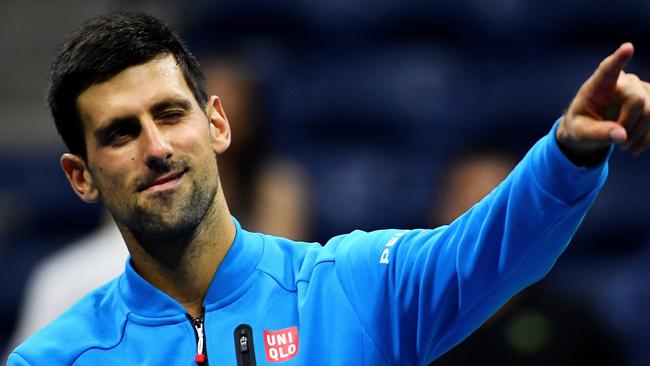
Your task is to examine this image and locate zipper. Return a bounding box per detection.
[188,312,208,365]
[234,324,257,366]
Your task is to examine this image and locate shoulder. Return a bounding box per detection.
[249,227,440,288]
[321,228,428,266]
[9,277,128,365]
[251,230,322,291]
[262,228,422,281]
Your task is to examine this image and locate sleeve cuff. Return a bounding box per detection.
[530,117,610,204]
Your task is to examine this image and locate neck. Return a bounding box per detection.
[119,187,235,318]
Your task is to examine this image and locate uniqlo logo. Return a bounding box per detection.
[263,327,299,362]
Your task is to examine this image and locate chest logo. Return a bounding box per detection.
[263,326,299,362]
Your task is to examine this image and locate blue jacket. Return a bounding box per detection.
[8,122,608,365]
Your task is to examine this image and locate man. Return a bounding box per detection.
[7,11,650,365]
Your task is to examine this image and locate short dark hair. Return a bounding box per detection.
[48,12,207,158]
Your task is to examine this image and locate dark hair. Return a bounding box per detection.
[48,12,207,158]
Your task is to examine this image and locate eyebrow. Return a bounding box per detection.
[150,98,193,117]
[93,97,194,143]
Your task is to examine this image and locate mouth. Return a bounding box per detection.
[140,169,187,193]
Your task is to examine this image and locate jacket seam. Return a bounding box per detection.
[256,268,298,293]
[70,313,129,364]
[295,259,336,286]
[332,261,395,366]
[8,352,28,364]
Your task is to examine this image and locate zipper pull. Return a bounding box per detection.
[240,334,249,352]
[192,317,206,364]
[234,324,256,366]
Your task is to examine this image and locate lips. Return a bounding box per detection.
[140,169,186,193]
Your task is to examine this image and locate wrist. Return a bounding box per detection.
[555,117,612,167]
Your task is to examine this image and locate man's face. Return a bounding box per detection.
[69,54,230,241]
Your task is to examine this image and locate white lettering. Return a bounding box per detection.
[380,231,410,264]
[385,237,398,247]
[266,335,276,346]
[379,248,390,264]
[277,334,287,345]
[288,344,297,355]
[269,348,279,361]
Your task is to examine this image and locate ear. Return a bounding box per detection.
[60,153,100,203]
[206,95,231,154]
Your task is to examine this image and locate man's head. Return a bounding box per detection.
[49,12,208,159]
[52,12,231,244]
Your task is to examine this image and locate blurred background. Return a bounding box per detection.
[1,0,650,364]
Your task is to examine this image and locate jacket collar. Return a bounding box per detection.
[118,217,263,318]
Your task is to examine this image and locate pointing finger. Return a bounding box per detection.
[583,43,634,103]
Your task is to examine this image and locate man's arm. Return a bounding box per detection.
[333,126,607,365]
[332,43,650,366]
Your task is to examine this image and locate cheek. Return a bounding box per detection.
[178,126,215,158]
[90,160,134,194]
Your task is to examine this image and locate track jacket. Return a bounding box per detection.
[8,121,609,365]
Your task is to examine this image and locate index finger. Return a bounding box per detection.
[584,42,635,101]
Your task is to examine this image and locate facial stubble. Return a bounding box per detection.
[100,163,219,268]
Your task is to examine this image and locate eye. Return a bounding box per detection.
[107,121,140,145]
[159,110,186,123]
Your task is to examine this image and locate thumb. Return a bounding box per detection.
[575,116,627,143]
[608,124,627,143]
[583,43,634,103]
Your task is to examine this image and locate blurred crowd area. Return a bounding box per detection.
[2,0,650,364]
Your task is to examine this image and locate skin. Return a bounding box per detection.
[58,43,650,318]
[558,43,650,164]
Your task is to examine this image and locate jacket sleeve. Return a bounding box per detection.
[332,119,610,366]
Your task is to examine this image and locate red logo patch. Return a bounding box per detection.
[263,327,299,362]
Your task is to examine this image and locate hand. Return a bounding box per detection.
[557,42,650,166]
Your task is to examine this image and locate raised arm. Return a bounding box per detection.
[333,43,649,366]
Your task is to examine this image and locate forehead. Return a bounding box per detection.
[76,54,195,129]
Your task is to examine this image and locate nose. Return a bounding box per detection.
[140,120,173,171]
